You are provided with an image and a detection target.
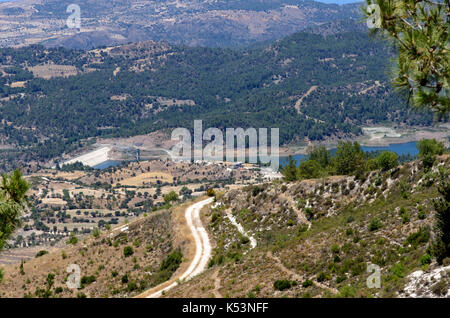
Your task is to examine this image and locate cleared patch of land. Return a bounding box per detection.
[117,172,174,186]
[28,64,78,79]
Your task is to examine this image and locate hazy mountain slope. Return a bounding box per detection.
[0,0,362,49]
[0,23,434,171]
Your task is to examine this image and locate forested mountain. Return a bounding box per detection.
[0,20,434,171]
[0,0,361,49]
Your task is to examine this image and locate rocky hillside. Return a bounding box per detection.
[0,0,361,49]
[165,156,450,298]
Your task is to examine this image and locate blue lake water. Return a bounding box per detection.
[93,142,420,169]
[280,141,419,166]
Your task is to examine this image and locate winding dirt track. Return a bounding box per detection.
[144,197,214,298]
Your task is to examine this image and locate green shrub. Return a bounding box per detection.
[336,275,346,284]
[80,275,96,287]
[368,218,382,231]
[273,280,292,291]
[159,249,183,273]
[127,280,138,292]
[338,285,356,298]
[418,210,427,220]
[431,280,447,296]
[240,235,250,245]
[405,227,430,248]
[123,246,134,257]
[317,272,330,282]
[420,254,432,265]
[92,228,100,238]
[164,191,179,203]
[390,263,405,278]
[0,267,4,283]
[302,279,313,288]
[304,208,314,219]
[331,244,340,254]
[35,250,49,258]
[401,212,410,224]
[66,233,78,245]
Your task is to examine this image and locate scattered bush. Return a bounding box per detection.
[159,249,183,273]
[302,279,313,288]
[405,227,430,248]
[123,246,134,257]
[331,244,340,254]
[273,280,292,291]
[338,285,356,298]
[35,250,49,258]
[420,254,432,265]
[66,233,78,245]
[390,263,405,278]
[368,218,382,231]
[80,275,96,287]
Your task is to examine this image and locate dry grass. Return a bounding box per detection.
[116,171,173,186]
[41,198,66,205]
[0,209,176,298]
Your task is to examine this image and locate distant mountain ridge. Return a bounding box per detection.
[0,20,434,171]
[0,0,363,49]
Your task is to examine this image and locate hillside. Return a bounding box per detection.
[0,201,191,298]
[163,155,450,298]
[1,155,448,298]
[0,23,435,172]
[0,0,361,49]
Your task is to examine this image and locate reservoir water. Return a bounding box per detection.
[280,141,419,166]
[92,142,420,169]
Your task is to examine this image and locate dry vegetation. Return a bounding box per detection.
[164,156,450,298]
[0,209,179,298]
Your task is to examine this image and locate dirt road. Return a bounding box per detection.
[144,197,214,298]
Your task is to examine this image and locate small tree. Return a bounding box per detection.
[376,151,399,171]
[163,191,179,203]
[297,160,323,180]
[281,156,298,181]
[307,145,330,168]
[332,141,366,176]
[417,139,445,170]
